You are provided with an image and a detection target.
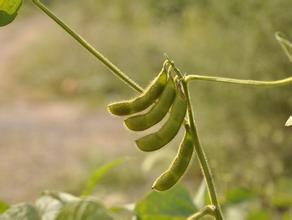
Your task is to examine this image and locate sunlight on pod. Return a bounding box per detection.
[107,67,168,116]
[135,89,187,152]
[124,77,176,131]
[152,124,194,191]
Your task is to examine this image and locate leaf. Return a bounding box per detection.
[56,199,113,220]
[135,185,197,220]
[193,180,207,209]
[275,32,292,62]
[285,116,292,127]
[0,201,9,214]
[40,191,79,204]
[225,188,257,205]
[0,203,41,220]
[81,158,126,196]
[247,209,271,220]
[271,178,292,208]
[0,0,22,27]
[35,191,79,220]
[109,205,135,220]
[283,211,292,220]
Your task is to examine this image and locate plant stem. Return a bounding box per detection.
[169,62,224,220]
[187,205,216,220]
[186,74,292,87]
[31,0,143,93]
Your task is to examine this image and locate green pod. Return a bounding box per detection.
[152,125,194,191]
[124,78,176,131]
[135,90,187,152]
[107,68,168,116]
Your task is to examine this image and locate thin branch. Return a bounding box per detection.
[275,32,292,63]
[187,205,216,220]
[185,74,292,87]
[168,59,224,220]
[31,0,143,93]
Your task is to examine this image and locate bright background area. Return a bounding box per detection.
[0,0,291,212]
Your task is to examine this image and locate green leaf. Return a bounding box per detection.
[285,116,292,127]
[56,199,113,220]
[271,178,292,208]
[0,201,9,214]
[225,188,257,205]
[109,204,135,220]
[0,203,41,220]
[0,0,23,27]
[81,158,126,196]
[135,185,197,220]
[247,209,271,220]
[283,211,292,220]
[193,180,207,209]
[0,200,10,214]
[35,191,79,220]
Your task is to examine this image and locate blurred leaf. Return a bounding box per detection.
[0,203,41,220]
[275,32,292,62]
[193,180,207,209]
[225,188,257,205]
[41,191,79,204]
[282,211,292,220]
[109,204,135,220]
[56,199,113,220]
[135,185,197,220]
[285,116,292,127]
[81,158,126,196]
[247,209,271,220]
[0,0,22,27]
[0,201,9,214]
[142,149,174,173]
[35,191,79,220]
[271,178,292,208]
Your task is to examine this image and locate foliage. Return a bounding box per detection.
[81,158,126,196]
[0,201,9,215]
[0,0,291,219]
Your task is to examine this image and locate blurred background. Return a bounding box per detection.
[0,0,291,217]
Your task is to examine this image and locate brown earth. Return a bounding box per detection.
[0,17,133,203]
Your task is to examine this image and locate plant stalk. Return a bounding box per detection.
[187,205,216,220]
[186,74,292,87]
[169,62,224,220]
[32,0,143,93]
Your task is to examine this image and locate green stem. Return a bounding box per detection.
[275,32,292,63]
[31,0,143,93]
[169,62,224,220]
[186,74,292,87]
[187,205,216,220]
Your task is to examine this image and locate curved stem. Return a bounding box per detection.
[275,32,292,62]
[169,62,224,220]
[31,0,143,93]
[186,74,292,87]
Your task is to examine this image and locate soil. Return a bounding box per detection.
[0,17,133,203]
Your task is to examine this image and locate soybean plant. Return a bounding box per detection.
[9,1,291,219]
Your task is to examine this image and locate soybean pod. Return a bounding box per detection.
[135,89,187,152]
[124,78,176,131]
[152,124,194,191]
[107,68,168,116]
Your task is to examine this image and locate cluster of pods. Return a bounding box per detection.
[107,62,195,191]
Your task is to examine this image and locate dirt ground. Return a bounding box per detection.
[0,17,133,203]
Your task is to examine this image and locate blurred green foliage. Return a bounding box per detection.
[9,0,292,216]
